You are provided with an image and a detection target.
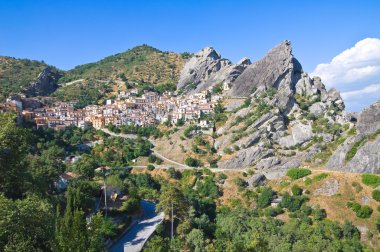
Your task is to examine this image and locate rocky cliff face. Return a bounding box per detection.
[24,67,62,97]
[178,41,379,175]
[177,47,251,93]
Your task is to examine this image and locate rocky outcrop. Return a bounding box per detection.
[24,67,61,96]
[278,122,313,147]
[217,146,273,169]
[229,40,302,112]
[177,47,251,93]
[247,174,267,188]
[356,101,380,135]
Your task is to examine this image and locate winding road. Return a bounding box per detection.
[109,201,164,252]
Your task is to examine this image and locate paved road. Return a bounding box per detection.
[109,201,164,252]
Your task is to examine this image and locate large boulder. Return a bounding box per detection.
[356,101,380,135]
[217,146,272,169]
[278,122,313,147]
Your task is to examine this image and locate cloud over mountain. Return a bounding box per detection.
[312,38,380,111]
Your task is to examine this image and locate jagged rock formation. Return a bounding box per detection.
[24,67,61,96]
[177,40,380,175]
[177,47,251,93]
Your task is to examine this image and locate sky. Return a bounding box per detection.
[0,0,379,111]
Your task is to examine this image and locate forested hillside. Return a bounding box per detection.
[59,45,187,85]
[0,56,50,100]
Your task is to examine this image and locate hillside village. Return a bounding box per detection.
[0,87,224,130]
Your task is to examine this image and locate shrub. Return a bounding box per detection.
[166,167,181,179]
[352,181,363,193]
[185,157,202,167]
[357,205,373,218]
[156,158,163,165]
[223,147,233,155]
[121,197,140,214]
[266,206,284,217]
[372,190,380,202]
[147,164,155,171]
[304,177,312,186]
[286,168,311,180]
[256,187,273,208]
[314,173,328,181]
[313,205,327,221]
[347,201,373,218]
[291,185,303,196]
[280,181,290,188]
[234,177,248,191]
[148,154,157,163]
[217,173,227,183]
[280,193,306,212]
[362,174,380,188]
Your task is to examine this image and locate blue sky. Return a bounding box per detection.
[0,0,379,111]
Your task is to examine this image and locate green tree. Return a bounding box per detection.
[186,228,206,252]
[157,184,190,222]
[0,194,54,251]
[256,187,273,208]
[75,154,99,179]
[0,113,31,198]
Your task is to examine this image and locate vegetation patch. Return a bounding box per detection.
[347,201,373,218]
[362,174,380,188]
[286,168,312,180]
[345,129,380,162]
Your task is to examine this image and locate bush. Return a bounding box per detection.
[266,206,284,217]
[291,185,303,196]
[314,173,328,181]
[217,173,227,183]
[185,157,202,167]
[223,147,233,155]
[156,158,163,165]
[147,164,155,171]
[256,187,273,208]
[234,177,248,191]
[121,197,140,214]
[280,192,306,212]
[166,167,181,179]
[347,201,373,218]
[362,174,380,188]
[357,206,373,218]
[286,168,311,180]
[352,181,363,193]
[372,190,380,202]
[304,177,312,186]
[148,154,157,163]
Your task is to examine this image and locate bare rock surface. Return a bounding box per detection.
[313,179,340,196]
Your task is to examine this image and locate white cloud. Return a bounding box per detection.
[341,83,380,99]
[311,38,380,111]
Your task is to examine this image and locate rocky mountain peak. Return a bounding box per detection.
[195,47,221,60]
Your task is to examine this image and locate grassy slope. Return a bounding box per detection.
[0,56,50,100]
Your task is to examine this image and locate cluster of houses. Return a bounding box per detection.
[0,88,222,130]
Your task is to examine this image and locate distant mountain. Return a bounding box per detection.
[0,56,55,100]
[60,45,187,85]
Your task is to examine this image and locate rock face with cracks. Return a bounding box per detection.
[174,40,380,175]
